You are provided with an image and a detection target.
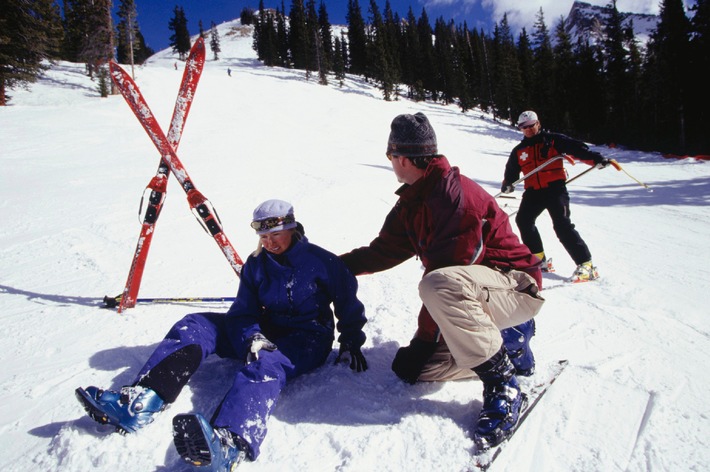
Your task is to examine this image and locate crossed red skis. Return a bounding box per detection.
[108,38,242,312]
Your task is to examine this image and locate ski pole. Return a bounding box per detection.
[610,159,653,192]
[565,163,603,185]
[103,294,236,309]
[494,154,576,198]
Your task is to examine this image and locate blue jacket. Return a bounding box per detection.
[226,236,367,357]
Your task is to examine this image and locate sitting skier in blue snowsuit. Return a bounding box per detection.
[76,199,368,471]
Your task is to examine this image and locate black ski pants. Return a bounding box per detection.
[515,181,592,265]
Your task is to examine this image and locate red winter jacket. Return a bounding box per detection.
[340,156,540,342]
[504,130,606,190]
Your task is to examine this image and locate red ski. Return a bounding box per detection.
[110,48,243,306]
[115,38,207,313]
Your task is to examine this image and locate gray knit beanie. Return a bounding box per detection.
[387,112,438,157]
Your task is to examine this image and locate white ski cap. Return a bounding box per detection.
[251,199,297,235]
[517,110,538,128]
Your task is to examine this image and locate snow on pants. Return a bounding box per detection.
[132,312,333,460]
[417,265,544,380]
[515,182,592,265]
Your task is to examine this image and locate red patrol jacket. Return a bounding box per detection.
[504,130,605,190]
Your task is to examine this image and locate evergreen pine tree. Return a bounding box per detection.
[383,1,402,98]
[318,1,334,73]
[478,31,496,112]
[491,14,523,123]
[240,7,257,26]
[333,35,346,86]
[346,0,367,76]
[60,0,114,78]
[645,0,691,152]
[433,17,456,104]
[34,0,64,59]
[0,0,62,105]
[276,2,289,67]
[367,0,395,99]
[416,8,436,99]
[457,23,482,112]
[601,0,632,143]
[571,36,605,138]
[133,30,154,64]
[516,28,535,109]
[169,6,191,60]
[210,21,221,60]
[552,18,577,133]
[289,0,308,70]
[530,8,557,127]
[252,1,265,60]
[687,0,710,152]
[450,23,474,111]
[305,0,323,82]
[400,7,423,100]
[116,0,140,76]
[62,0,89,62]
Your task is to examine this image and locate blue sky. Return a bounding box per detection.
[129,1,692,53]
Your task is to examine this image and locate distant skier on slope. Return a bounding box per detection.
[501,110,612,283]
[340,112,545,450]
[76,200,368,471]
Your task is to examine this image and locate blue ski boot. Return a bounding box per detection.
[472,349,528,450]
[173,413,247,471]
[75,385,165,433]
[501,319,536,376]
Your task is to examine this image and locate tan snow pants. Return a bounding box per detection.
[417,265,545,382]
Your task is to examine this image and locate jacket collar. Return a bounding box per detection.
[395,156,452,199]
[264,235,309,267]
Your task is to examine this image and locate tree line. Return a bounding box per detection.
[1,0,152,103]
[252,0,710,155]
[0,0,223,104]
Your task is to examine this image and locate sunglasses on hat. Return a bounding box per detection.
[250,214,295,232]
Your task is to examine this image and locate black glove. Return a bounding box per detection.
[391,338,438,384]
[500,182,514,194]
[335,342,368,372]
[597,158,612,169]
[246,333,277,364]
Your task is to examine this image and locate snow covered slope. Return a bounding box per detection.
[1,19,708,472]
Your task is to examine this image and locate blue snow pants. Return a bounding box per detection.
[133,312,334,459]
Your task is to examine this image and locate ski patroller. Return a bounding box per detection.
[109,51,245,297]
[473,360,569,471]
[114,38,206,313]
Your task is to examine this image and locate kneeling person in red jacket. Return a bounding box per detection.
[340,112,545,450]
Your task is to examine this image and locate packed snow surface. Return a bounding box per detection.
[1,20,708,471]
